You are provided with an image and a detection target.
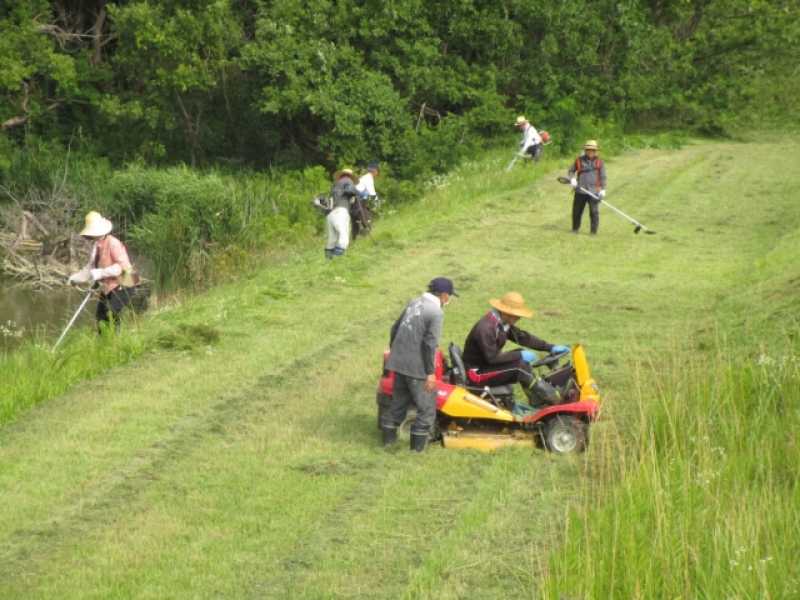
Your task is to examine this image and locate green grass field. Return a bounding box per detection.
[1,137,799,598]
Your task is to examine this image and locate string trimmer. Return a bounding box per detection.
[505,152,527,172]
[556,176,656,234]
[52,287,96,350]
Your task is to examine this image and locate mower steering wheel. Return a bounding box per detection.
[531,351,569,370]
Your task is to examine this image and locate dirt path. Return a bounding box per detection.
[1,139,798,598]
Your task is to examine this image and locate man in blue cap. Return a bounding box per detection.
[382,277,457,452]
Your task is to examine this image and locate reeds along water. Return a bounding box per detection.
[542,337,800,599]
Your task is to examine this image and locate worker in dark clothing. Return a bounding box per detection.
[462,291,568,403]
[382,277,457,452]
[567,140,607,234]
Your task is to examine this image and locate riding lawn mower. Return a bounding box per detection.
[376,344,601,454]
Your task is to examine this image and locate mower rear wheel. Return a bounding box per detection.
[544,415,587,454]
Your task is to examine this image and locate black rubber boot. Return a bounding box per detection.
[410,433,428,452]
[522,382,538,405]
[381,426,397,447]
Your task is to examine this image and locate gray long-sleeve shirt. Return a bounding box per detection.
[331,177,357,209]
[386,292,444,379]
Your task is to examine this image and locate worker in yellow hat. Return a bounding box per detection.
[325,168,358,259]
[461,291,569,403]
[567,140,607,234]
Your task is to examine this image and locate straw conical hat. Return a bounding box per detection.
[334,168,356,181]
[489,291,534,318]
[79,211,112,237]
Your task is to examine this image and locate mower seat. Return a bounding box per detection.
[448,342,468,386]
[448,343,515,404]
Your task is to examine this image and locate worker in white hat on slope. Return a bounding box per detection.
[68,211,137,329]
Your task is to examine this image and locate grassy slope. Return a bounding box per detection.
[1,138,798,598]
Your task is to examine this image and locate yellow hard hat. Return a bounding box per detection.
[79,211,112,237]
[583,140,599,150]
[515,115,528,126]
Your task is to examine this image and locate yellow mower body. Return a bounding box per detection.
[377,344,602,454]
[436,344,601,453]
[439,386,516,422]
[572,344,600,404]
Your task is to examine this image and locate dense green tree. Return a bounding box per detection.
[0,1,82,135]
[0,0,798,175]
[99,1,243,165]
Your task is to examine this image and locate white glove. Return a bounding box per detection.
[598,189,606,199]
[68,270,90,286]
[89,265,122,282]
[570,177,577,189]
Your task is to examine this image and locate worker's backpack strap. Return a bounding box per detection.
[576,157,603,192]
[594,159,603,192]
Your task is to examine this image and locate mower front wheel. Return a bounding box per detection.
[544,415,587,454]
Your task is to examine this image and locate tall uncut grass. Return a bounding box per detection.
[542,333,800,599]
[0,328,147,425]
[0,308,227,426]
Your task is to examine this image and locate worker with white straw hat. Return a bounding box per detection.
[515,115,543,162]
[68,211,137,330]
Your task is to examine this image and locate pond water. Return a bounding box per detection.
[0,280,96,351]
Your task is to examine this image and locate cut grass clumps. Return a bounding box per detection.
[541,334,800,599]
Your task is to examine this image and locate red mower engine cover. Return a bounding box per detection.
[540,130,551,144]
[379,349,447,400]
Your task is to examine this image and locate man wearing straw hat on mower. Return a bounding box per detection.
[325,168,359,259]
[568,140,607,234]
[462,291,569,403]
[68,211,136,330]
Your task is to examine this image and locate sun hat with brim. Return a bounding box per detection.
[489,291,534,318]
[79,211,112,237]
[334,168,356,181]
[515,115,528,126]
[583,140,599,150]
